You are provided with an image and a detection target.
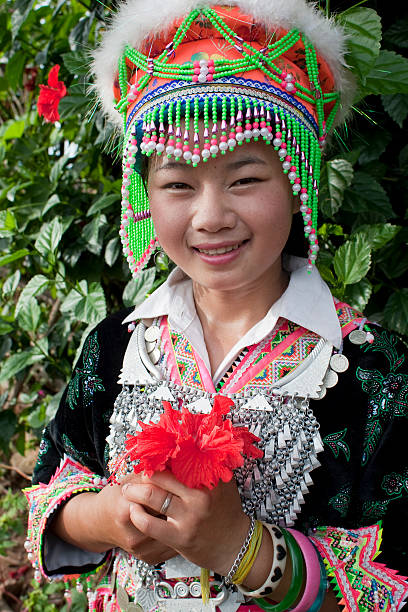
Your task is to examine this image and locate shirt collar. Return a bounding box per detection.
[122,256,342,349]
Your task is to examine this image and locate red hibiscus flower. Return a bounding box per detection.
[124,395,263,489]
[37,65,66,123]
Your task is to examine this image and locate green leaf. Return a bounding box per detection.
[381,94,408,127]
[15,274,49,317]
[60,280,106,324]
[17,297,41,333]
[86,193,120,217]
[0,249,30,266]
[343,172,395,222]
[43,194,61,216]
[2,270,20,298]
[320,158,354,217]
[82,214,108,256]
[34,217,64,259]
[384,289,408,336]
[105,236,120,267]
[338,8,381,83]
[365,50,408,95]
[1,119,25,142]
[0,320,13,336]
[354,224,401,251]
[334,234,372,285]
[0,209,17,237]
[5,51,26,90]
[58,91,89,119]
[0,349,44,383]
[0,410,17,453]
[50,154,71,185]
[123,268,156,308]
[344,278,372,311]
[61,50,90,76]
[383,17,408,49]
[11,0,35,38]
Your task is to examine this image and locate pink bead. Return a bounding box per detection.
[307,221,312,226]
[290,166,296,172]
[193,148,200,154]
[159,137,166,143]
[301,188,307,193]
[207,74,213,81]
[208,66,215,74]
[208,59,214,66]
[245,123,252,130]
[123,173,128,180]
[281,81,287,89]
[168,139,175,146]
[281,71,287,79]
[285,156,292,162]
[236,126,243,132]
[126,162,130,168]
[295,178,301,183]
[131,139,137,146]
[276,132,282,138]
[211,138,217,145]
[253,122,259,128]
[192,75,198,82]
[260,121,266,128]
[204,143,211,149]
[151,135,157,141]
[280,142,287,148]
[194,67,200,75]
[183,145,189,152]
[193,61,200,68]
[229,132,235,139]
[267,125,273,132]
[220,135,228,142]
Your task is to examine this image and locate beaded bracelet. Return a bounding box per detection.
[255,529,305,612]
[238,523,287,598]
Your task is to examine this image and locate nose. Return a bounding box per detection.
[191,185,236,233]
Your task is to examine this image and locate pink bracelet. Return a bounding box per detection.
[287,529,321,611]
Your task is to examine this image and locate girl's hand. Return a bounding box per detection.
[90,475,178,564]
[122,471,250,575]
[52,474,177,566]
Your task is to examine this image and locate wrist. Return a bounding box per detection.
[212,513,251,577]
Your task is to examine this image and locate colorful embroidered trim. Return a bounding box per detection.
[309,523,408,611]
[24,455,108,582]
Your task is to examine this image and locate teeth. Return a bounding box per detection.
[198,244,241,255]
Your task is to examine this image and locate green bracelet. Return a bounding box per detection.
[255,528,305,612]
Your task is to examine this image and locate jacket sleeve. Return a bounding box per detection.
[24,309,132,581]
[299,325,408,611]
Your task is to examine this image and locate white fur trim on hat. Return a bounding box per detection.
[91,0,354,128]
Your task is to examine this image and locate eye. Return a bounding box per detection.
[232,177,261,186]
[163,182,192,190]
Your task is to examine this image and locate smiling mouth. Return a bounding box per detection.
[194,241,247,255]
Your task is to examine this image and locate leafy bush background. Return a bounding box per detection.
[0,0,407,463]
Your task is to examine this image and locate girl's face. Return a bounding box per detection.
[148,140,299,295]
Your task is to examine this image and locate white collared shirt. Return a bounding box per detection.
[122,256,342,386]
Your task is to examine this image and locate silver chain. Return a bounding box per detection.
[223,516,255,586]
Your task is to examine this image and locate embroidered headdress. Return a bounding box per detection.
[92,0,354,278]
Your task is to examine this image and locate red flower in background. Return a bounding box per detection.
[37,65,66,123]
[123,395,263,490]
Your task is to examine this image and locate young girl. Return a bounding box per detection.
[25,1,408,610]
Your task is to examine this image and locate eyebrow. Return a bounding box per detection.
[155,155,268,173]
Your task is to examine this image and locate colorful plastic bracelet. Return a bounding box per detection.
[287,529,321,611]
[238,523,287,598]
[255,529,305,612]
[306,550,328,612]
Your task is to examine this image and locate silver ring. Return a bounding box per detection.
[159,493,173,516]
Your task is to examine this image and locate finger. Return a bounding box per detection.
[123,483,181,518]
[129,502,180,550]
[143,470,192,499]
